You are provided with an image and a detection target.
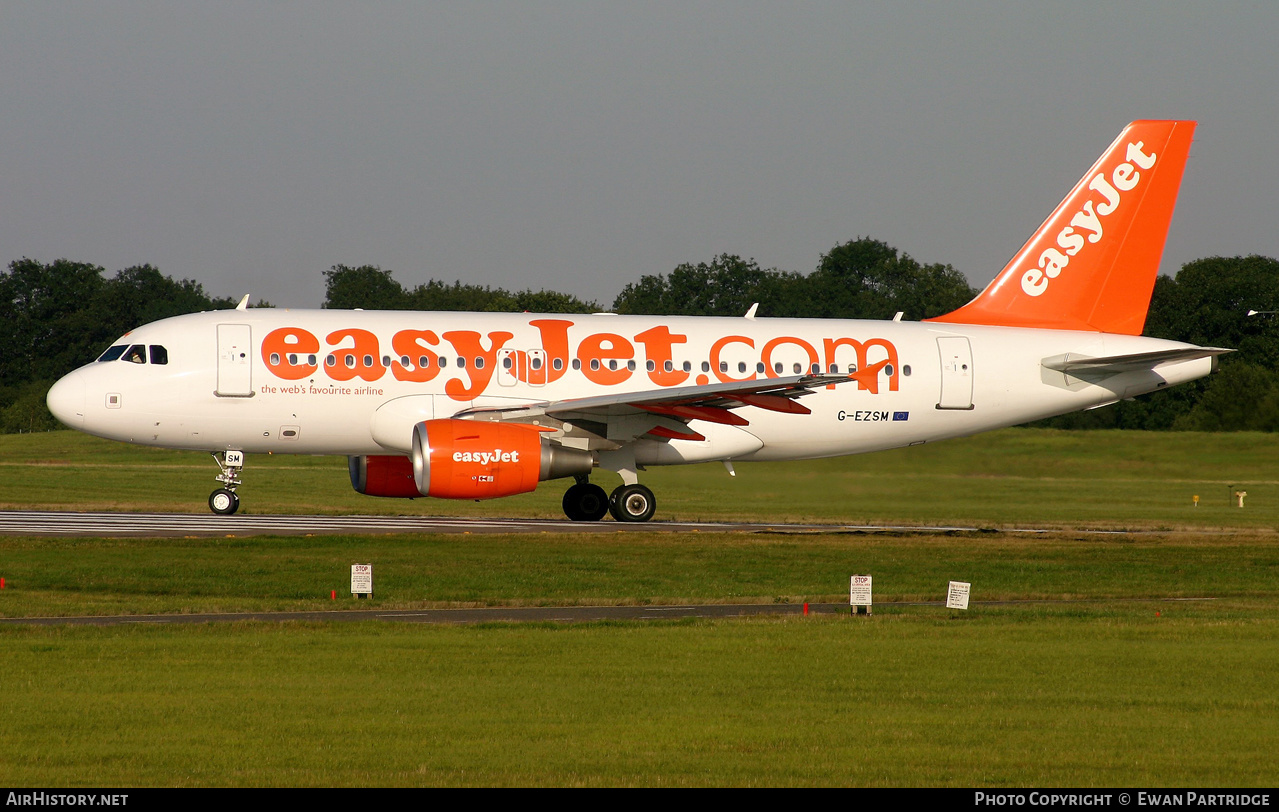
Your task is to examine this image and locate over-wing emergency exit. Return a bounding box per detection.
[46,120,1226,521]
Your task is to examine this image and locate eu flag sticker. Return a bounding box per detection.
[892,411,909,421]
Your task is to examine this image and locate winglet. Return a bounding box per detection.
[927,120,1196,335]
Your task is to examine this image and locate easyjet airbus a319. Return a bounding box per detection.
[47,121,1226,522]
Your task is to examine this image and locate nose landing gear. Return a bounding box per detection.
[209,450,244,515]
[209,488,239,515]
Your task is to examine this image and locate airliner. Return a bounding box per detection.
[46,120,1225,522]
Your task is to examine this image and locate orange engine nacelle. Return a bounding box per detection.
[410,419,592,500]
[348,454,420,498]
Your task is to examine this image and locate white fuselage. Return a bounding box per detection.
[47,308,1213,463]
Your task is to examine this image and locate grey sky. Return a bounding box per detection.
[2,2,1276,310]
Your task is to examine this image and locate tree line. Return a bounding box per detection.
[322,238,977,321]
[0,259,259,432]
[4,240,1279,433]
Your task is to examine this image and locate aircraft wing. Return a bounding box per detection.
[451,373,856,444]
[1042,347,1232,376]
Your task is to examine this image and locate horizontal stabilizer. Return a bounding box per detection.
[1042,347,1231,376]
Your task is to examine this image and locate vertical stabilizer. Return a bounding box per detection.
[927,120,1196,335]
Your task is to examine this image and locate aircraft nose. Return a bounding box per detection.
[46,371,86,428]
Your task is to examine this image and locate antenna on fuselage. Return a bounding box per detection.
[235,295,250,311]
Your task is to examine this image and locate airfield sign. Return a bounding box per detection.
[850,574,872,615]
[351,563,373,598]
[947,581,971,610]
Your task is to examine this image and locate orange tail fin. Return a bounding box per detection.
[927,120,1196,335]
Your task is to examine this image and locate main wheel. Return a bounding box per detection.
[608,484,656,523]
[563,483,609,522]
[209,488,240,516]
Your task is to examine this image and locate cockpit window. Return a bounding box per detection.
[98,345,128,362]
[149,345,168,365]
[124,345,147,364]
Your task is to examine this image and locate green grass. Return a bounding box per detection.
[3,609,1277,786]
[2,527,1278,785]
[4,428,1279,527]
[2,531,1277,618]
[3,428,1279,785]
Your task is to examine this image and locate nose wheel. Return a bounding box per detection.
[209,450,244,516]
[209,488,240,515]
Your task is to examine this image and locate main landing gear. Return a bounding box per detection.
[608,483,656,523]
[563,479,608,522]
[209,450,244,515]
[561,476,657,523]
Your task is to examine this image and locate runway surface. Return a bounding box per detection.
[0,509,1132,538]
